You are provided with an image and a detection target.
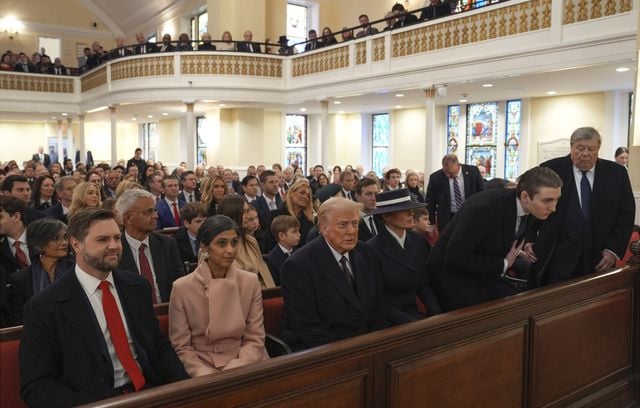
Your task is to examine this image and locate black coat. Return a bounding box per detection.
[119,232,185,302]
[281,237,390,350]
[358,215,384,243]
[173,227,198,264]
[428,188,524,311]
[236,42,262,53]
[420,2,452,20]
[368,228,441,323]
[534,155,635,285]
[425,164,485,232]
[263,245,289,286]
[19,268,189,408]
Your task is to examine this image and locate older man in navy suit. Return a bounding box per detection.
[281,197,390,350]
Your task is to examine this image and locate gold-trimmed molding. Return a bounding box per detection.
[110,56,174,81]
[292,46,350,77]
[81,67,107,92]
[0,73,74,93]
[392,0,552,58]
[562,0,631,24]
[356,42,367,65]
[181,55,282,77]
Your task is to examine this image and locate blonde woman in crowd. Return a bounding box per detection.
[269,179,315,248]
[68,181,101,216]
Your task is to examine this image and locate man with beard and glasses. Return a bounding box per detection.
[19,208,189,408]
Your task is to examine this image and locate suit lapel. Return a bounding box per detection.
[502,190,518,253]
[378,228,417,272]
[592,159,606,219]
[318,239,362,311]
[120,235,136,273]
[0,238,17,270]
[149,234,167,301]
[462,166,473,198]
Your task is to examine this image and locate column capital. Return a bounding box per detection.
[320,100,330,109]
[78,113,86,120]
[109,105,117,113]
[423,87,436,100]
[185,102,195,112]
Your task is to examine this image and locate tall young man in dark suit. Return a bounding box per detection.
[116,189,184,303]
[534,127,635,286]
[354,177,383,242]
[428,166,562,311]
[425,153,485,233]
[253,170,284,232]
[0,196,32,274]
[19,208,188,408]
[281,197,390,350]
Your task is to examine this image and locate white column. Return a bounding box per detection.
[56,120,63,165]
[320,100,329,167]
[110,106,118,166]
[424,88,439,175]
[185,101,196,169]
[78,114,86,165]
[66,117,72,163]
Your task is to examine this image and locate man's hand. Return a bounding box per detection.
[519,242,538,263]
[505,240,525,269]
[594,250,617,273]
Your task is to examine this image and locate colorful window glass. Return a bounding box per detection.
[372,113,390,177]
[466,102,498,179]
[142,122,158,162]
[447,105,460,154]
[196,116,208,165]
[504,100,522,181]
[285,114,307,173]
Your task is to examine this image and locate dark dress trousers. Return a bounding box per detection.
[19,269,189,408]
[173,227,198,264]
[281,237,390,350]
[368,228,441,323]
[263,245,289,286]
[428,188,523,311]
[425,164,485,233]
[534,155,635,286]
[119,233,185,302]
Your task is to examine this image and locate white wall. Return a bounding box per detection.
[391,108,427,173]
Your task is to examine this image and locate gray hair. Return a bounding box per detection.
[570,127,601,145]
[27,218,67,255]
[54,175,75,192]
[115,188,155,215]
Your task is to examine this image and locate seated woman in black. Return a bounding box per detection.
[367,189,441,325]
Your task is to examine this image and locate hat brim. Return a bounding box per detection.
[370,200,426,215]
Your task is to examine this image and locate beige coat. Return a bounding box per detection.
[235,234,276,288]
[168,262,269,377]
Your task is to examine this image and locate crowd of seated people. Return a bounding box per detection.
[0,49,69,75]
[0,127,635,406]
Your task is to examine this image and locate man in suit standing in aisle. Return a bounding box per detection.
[116,189,184,303]
[428,166,562,311]
[19,208,188,407]
[281,197,390,350]
[533,127,635,286]
[425,154,485,233]
[32,146,51,168]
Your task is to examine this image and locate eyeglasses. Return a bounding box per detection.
[129,208,158,217]
[51,234,69,243]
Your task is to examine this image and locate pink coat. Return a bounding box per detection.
[168,262,269,377]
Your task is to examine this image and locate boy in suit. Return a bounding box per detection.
[264,215,300,286]
[174,203,207,264]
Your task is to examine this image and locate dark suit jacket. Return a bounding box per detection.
[156,199,186,229]
[15,63,35,73]
[358,215,384,243]
[263,245,289,286]
[428,188,524,311]
[109,47,133,59]
[198,42,217,51]
[281,237,390,350]
[173,227,198,264]
[0,237,36,274]
[19,268,189,408]
[134,42,159,54]
[178,190,201,203]
[0,265,10,328]
[425,164,485,232]
[119,233,185,302]
[237,42,262,53]
[393,14,420,28]
[46,202,69,224]
[32,153,51,167]
[368,228,441,323]
[254,193,283,233]
[535,155,635,285]
[158,44,176,52]
[420,2,452,20]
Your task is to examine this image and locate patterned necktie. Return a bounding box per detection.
[138,243,157,304]
[452,177,463,211]
[580,171,591,222]
[98,281,146,391]
[14,241,29,269]
[339,256,354,289]
[171,202,180,226]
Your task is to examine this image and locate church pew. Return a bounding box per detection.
[83,265,640,408]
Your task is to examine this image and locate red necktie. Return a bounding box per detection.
[14,241,29,269]
[171,202,180,226]
[138,243,157,304]
[98,281,146,391]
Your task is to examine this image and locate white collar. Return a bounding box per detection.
[385,225,406,248]
[124,231,150,250]
[325,237,350,264]
[75,263,114,295]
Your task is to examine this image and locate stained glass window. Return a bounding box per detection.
[504,100,522,181]
[372,113,390,177]
[196,116,208,165]
[466,102,498,179]
[447,105,460,154]
[285,114,307,173]
[142,122,158,162]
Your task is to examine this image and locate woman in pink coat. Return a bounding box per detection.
[169,215,269,377]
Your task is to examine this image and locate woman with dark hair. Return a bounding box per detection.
[332,165,342,182]
[202,175,229,216]
[319,27,338,47]
[8,219,72,325]
[169,215,269,376]
[317,173,329,188]
[142,164,155,185]
[269,179,315,248]
[175,33,194,51]
[383,168,402,191]
[31,175,58,210]
[615,146,629,168]
[217,196,275,287]
[0,53,13,71]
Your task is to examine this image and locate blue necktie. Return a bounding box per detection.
[452,177,463,211]
[580,170,591,222]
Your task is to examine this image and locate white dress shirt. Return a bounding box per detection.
[124,232,162,302]
[572,165,594,208]
[7,229,31,265]
[326,238,354,279]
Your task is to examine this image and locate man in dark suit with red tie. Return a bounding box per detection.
[428,167,563,311]
[19,208,188,408]
[281,197,390,350]
[0,196,32,274]
[534,127,635,286]
[425,154,485,233]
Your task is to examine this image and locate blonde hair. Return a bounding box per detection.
[115,180,142,199]
[69,181,102,215]
[284,179,314,222]
[317,197,362,226]
[201,175,229,207]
